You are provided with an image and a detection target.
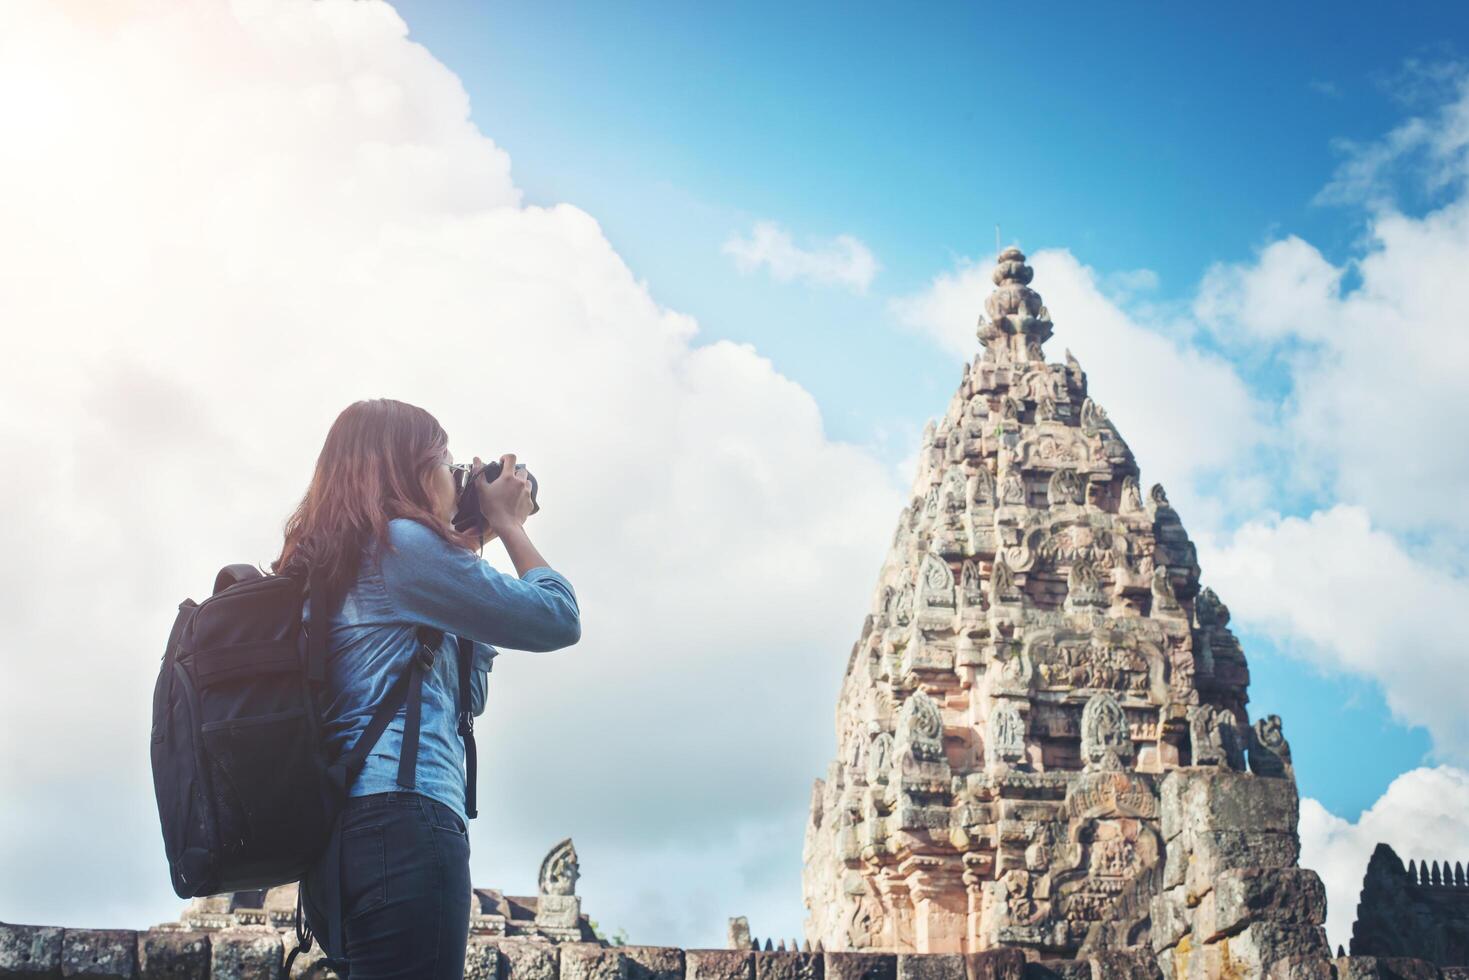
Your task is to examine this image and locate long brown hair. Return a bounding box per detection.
[273,399,476,598]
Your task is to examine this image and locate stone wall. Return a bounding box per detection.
[1350,843,1469,967]
[7,926,1469,979]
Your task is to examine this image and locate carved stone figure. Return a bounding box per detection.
[1119,476,1144,515]
[1048,468,1083,507]
[1065,558,1107,610]
[1081,693,1134,771]
[999,468,1026,506]
[990,554,1020,604]
[539,838,580,897]
[899,689,944,762]
[919,552,956,609]
[1189,704,1244,770]
[987,700,1026,768]
[1248,714,1293,778]
[868,732,895,785]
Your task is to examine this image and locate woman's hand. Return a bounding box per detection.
[473,454,535,537]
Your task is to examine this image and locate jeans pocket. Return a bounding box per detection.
[428,801,468,838]
[341,825,387,919]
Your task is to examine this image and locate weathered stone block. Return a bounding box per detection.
[1194,868,1327,943]
[1021,962,1087,980]
[464,938,502,980]
[1165,829,1300,894]
[498,940,561,980]
[622,947,683,980]
[0,923,63,978]
[137,930,208,979]
[1335,958,1443,980]
[1180,832,1303,902]
[59,930,136,979]
[964,948,1024,980]
[897,954,964,980]
[210,928,283,980]
[687,950,754,980]
[1167,770,1298,841]
[757,951,822,980]
[1149,887,1191,954]
[1088,951,1162,979]
[562,945,629,980]
[1189,922,1328,980]
[824,952,895,980]
[1265,956,1334,980]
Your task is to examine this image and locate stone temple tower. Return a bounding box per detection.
[802,249,1323,970]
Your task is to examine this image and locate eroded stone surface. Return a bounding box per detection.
[688,950,754,980]
[756,951,823,980]
[59,929,137,979]
[138,929,208,979]
[0,922,63,977]
[499,940,562,980]
[464,938,501,980]
[210,928,283,980]
[896,952,964,980]
[801,249,1306,966]
[562,944,630,980]
[964,948,1025,980]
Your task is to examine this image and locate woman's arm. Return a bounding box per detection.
[378,518,581,652]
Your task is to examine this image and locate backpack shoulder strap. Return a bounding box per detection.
[456,635,478,819]
[213,563,263,595]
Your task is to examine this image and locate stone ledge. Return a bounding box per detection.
[687,950,754,980]
[824,953,895,980]
[0,922,64,977]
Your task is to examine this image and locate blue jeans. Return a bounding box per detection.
[302,792,471,979]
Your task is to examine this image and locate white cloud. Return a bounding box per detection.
[1316,66,1469,206]
[1199,505,1469,766]
[1194,208,1469,544]
[722,221,879,293]
[0,0,900,943]
[1300,767,1469,953]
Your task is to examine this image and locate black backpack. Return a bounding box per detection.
[149,562,479,951]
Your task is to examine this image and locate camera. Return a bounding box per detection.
[450,459,541,533]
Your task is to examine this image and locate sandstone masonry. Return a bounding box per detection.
[799,249,1330,976]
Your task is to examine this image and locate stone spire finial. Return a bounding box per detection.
[977,246,1053,361]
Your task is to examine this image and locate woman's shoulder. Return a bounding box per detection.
[381,518,460,563]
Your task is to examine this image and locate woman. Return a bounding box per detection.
[274,398,581,978]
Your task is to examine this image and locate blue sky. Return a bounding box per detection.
[394,0,1465,436]
[391,0,1463,822]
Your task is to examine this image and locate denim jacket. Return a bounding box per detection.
[303,518,581,821]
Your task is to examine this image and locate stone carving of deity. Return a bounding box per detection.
[990,554,1020,604]
[999,469,1026,506]
[1120,476,1144,515]
[918,552,956,609]
[1048,468,1083,507]
[867,732,895,785]
[1081,693,1134,771]
[1067,558,1106,610]
[987,699,1027,768]
[971,465,995,506]
[1151,566,1182,617]
[899,690,944,762]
